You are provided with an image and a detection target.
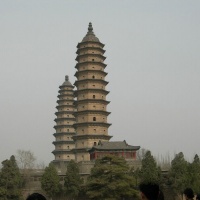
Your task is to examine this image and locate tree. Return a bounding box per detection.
[41,163,61,199]
[0,155,23,200]
[168,152,189,195]
[16,149,36,190]
[139,150,161,184]
[86,155,139,200]
[189,154,200,193]
[16,149,36,170]
[136,148,148,161]
[64,160,83,199]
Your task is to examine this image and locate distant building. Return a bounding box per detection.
[52,23,140,168]
[89,140,140,161]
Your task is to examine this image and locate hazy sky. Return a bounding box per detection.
[0,1,200,165]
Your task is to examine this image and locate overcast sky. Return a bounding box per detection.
[0,0,200,165]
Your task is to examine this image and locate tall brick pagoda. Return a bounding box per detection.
[52,75,76,164]
[73,23,112,162]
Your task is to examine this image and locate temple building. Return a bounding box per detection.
[52,75,76,165]
[52,23,140,167]
[89,140,139,161]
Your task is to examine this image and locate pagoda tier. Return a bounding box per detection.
[74,70,108,79]
[73,23,112,162]
[53,132,76,136]
[52,75,76,163]
[75,61,107,70]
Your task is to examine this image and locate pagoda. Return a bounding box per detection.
[73,23,112,162]
[52,75,76,165]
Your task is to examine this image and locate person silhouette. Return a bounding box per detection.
[183,188,194,200]
[139,182,160,200]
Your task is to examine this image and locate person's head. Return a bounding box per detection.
[196,194,200,200]
[139,182,160,200]
[183,188,194,200]
[26,193,46,200]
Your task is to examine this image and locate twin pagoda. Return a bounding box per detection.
[53,23,112,163]
[52,23,139,165]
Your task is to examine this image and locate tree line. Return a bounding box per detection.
[0,150,200,200]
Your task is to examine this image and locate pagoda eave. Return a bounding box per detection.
[54,118,76,122]
[75,62,107,69]
[72,134,112,141]
[74,70,107,77]
[53,132,76,136]
[54,125,74,128]
[56,105,75,109]
[75,54,106,62]
[55,111,75,115]
[76,46,105,54]
[52,141,75,145]
[52,150,74,154]
[77,41,105,48]
[59,85,74,89]
[74,99,110,105]
[74,89,109,96]
[73,122,111,128]
[57,97,74,101]
[74,110,111,116]
[74,79,108,86]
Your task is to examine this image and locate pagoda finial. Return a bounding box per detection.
[88,22,93,33]
[65,75,69,81]
[81,22,99,42]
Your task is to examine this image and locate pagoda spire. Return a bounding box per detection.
[88,22,94,33]
[81,22,100,42]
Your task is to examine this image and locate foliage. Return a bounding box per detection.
[86,155,139,200]
[64,160,83,199]
[139,150,161,184]
[0,155,23,200]
[189,154,200,193]
[168,152,189,195]
[41,163,61,198]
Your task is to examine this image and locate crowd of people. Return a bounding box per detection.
[139,182,200,200]
[26,183,200,200]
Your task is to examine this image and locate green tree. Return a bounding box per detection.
[189,154,200,193]
[139,150,161,184]
[64,160,83,199]
[0,155,23,200]
[168,152,189,195]
[86,155,138,200]
[41,163,61,199]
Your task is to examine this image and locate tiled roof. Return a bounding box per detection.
[90,140,140,151]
